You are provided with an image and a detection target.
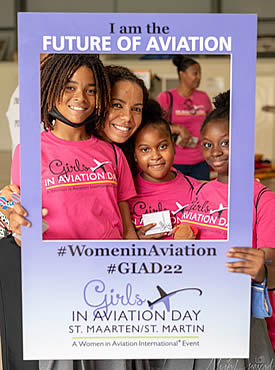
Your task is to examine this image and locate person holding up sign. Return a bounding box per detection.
[0,55,154,370]
[188,90,275,354]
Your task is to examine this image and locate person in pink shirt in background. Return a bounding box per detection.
[128,99,199,240]
[188,90,275,353]
[157,55,212,181]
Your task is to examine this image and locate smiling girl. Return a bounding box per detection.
[187,90,275,353]
[0,59,149,370]
[146,91,275,370]
[128,99,199,240]
[11,54,137,240]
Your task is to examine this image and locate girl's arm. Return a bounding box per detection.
[225,247,275,288]
[118,200,138,240]
[261,247,275,289]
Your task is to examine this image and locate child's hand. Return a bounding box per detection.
[225,247,265,283]
[137,223,169,240]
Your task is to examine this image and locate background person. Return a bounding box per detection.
[157,55,212,180]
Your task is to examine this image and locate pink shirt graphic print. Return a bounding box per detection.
[12,131,136,240]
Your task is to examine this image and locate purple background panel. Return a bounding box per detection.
[18,13,257,359]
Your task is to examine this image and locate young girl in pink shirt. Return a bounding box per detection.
[189,90,275,354]
[128,99,199,240]
[10,54,137,241]
[141,93,275,369]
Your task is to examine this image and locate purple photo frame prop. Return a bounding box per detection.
[18,13,257,359]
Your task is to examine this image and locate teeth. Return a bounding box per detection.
[113,124,130,132]
[69,106,86,111]
[150,164,164,168]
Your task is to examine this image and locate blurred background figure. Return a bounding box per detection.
[157,55,212,180]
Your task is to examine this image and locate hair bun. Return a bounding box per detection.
[172,55,184,68]
[213,90,230,110]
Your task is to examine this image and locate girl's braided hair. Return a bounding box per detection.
[40,54,111,136]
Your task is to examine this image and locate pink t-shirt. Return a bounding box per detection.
[11,130,136,240]
[157,88,212,165]
[182,180,229,240]
[128,170,199,240]
[187,179,275,350]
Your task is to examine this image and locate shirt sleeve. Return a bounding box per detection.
[11,144,21,187]
[116,146,137,202]
[205,93,213,114]
[156,91,170,113]
[254,189,275,248]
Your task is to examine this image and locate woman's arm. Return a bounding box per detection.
[170,124,193,147]
[156,92,192,147]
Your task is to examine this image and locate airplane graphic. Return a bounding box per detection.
[148,285,202,312]
[90,159,110,173]
[209,203,228,218]
[172,202,189,215]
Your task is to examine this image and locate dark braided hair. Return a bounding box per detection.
[200,90,230,134]
[127,99,173,176]
[40,54,111,136]
[172,55,199,74]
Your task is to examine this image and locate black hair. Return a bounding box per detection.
[139,99,173,141]
[200,90,230,134]
[172,55,199,74]
[126,99,173,175]
[105,65,149,108]
[40,53,111,136]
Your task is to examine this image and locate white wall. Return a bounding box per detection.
[25,0,213,13]
[0,62,17,151]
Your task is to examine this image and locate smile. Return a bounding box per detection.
[69,105,87,111]
[149,163,165,169]
[112,124,131,132]
[212,159,227,167]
